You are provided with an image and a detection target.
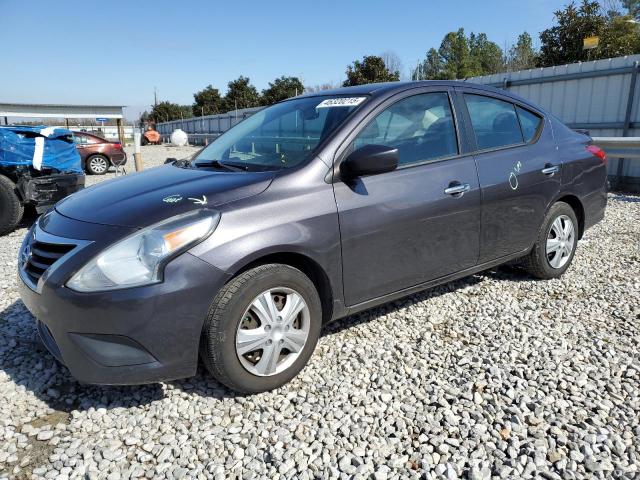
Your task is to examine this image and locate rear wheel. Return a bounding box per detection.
[200,264,322,393]
[141,135,149,146]
[523,201,578,279]
[0,175,24,236]
[86,155,110,175]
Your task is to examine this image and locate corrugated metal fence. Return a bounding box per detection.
[467,55,640,188]
[156,107,262,144]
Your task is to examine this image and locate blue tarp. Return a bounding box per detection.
[0,126,83,174]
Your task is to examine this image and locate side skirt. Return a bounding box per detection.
[335,247,532,320]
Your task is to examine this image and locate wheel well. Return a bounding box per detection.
[234,253,334,323]
[557,195,585,239]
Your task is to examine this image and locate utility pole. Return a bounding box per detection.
[154,86,158,107]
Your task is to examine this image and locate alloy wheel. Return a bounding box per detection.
[546,214,575,269]
[89,157,108,174]
[235,288,310,377]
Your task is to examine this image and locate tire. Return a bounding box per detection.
[141,136,149,146]
[0,175,24,236]
[200,264,322,393]
[522,201,579,279]
[86,155,110,175]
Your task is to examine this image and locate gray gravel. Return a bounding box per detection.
[1,146,639,479]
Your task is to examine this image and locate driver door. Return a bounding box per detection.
[333,90,481,307]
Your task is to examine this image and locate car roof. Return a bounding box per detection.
[297,80,540,111]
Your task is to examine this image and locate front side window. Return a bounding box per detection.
[192,95,366,171]
[351,92,458,166]
[464,94,523,150]
[516,106,543,142]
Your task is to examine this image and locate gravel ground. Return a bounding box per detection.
[1,146,639,479]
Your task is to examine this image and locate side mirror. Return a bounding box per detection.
[164,157,177,164]
[340,144,398,178]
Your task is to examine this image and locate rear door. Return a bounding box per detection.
[457,88,561,262]
[333,88,481,306]
[72,133,90,161]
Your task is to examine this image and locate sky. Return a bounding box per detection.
[0,0,562,120]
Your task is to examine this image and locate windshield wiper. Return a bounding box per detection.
[193,160,247,172]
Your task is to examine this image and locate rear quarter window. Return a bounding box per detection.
[516,106,543,142]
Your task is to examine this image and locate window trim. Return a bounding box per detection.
[457,89,546,156]
[333,88,465,177]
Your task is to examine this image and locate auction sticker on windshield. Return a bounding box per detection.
[316,97,366,108]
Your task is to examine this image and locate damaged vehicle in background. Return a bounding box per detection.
[17,82,607,393]
[0,126,84,235]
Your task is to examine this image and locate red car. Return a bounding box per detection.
[72,131,127,175]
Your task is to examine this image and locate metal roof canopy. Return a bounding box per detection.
[0,102,125,119]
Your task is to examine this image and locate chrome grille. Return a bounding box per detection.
[21,240,75,285]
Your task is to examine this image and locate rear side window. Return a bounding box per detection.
[352,92,458,166]
[516,106,543,142]
[464,94,523,150]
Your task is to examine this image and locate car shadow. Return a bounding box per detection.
[609,193,640,203]
[320,265,531,337]
[0,265,532,411]
[17,207,39,229]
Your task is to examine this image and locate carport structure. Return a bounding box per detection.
[0,102,127,144]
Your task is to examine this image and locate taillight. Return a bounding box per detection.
[113,143,122,150]
[586,145,606,164]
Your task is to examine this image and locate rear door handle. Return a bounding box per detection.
[541,165,560,176]
[444,183,471,196]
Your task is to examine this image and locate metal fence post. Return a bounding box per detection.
[617,60,639,186]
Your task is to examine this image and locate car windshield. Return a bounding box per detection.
[191,95,367,171]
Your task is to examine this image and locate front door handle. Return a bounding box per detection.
[444,182,471,197]
[541,164,560,176]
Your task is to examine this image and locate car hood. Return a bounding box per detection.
[55,164,275,228]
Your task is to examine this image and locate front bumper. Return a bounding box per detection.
[17,214,229,385]
[17,173,85,213]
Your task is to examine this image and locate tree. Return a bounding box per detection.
[261,76,304,105]
[343,55,400,86]
[507,32,539,71]
[412,29,505,80]
[222,76,261,112]
[438,28,473,79]
[623,0,640,18]
[192,85,222,117]
[412,48,445,80]
[468,32,505,76]
[381,51,404,78]
[600,0,624,17]
[599,14,640,56]
[538,1,607,66]
[150,101,192,123]
[539,1,640,66]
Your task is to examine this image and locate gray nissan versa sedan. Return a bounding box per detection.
[18,81,607,393]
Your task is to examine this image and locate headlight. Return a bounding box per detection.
[67,210,219,292]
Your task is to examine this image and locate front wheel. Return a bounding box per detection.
[523,201,578,279]
[0,175,24,236]
[200,264,322,393]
